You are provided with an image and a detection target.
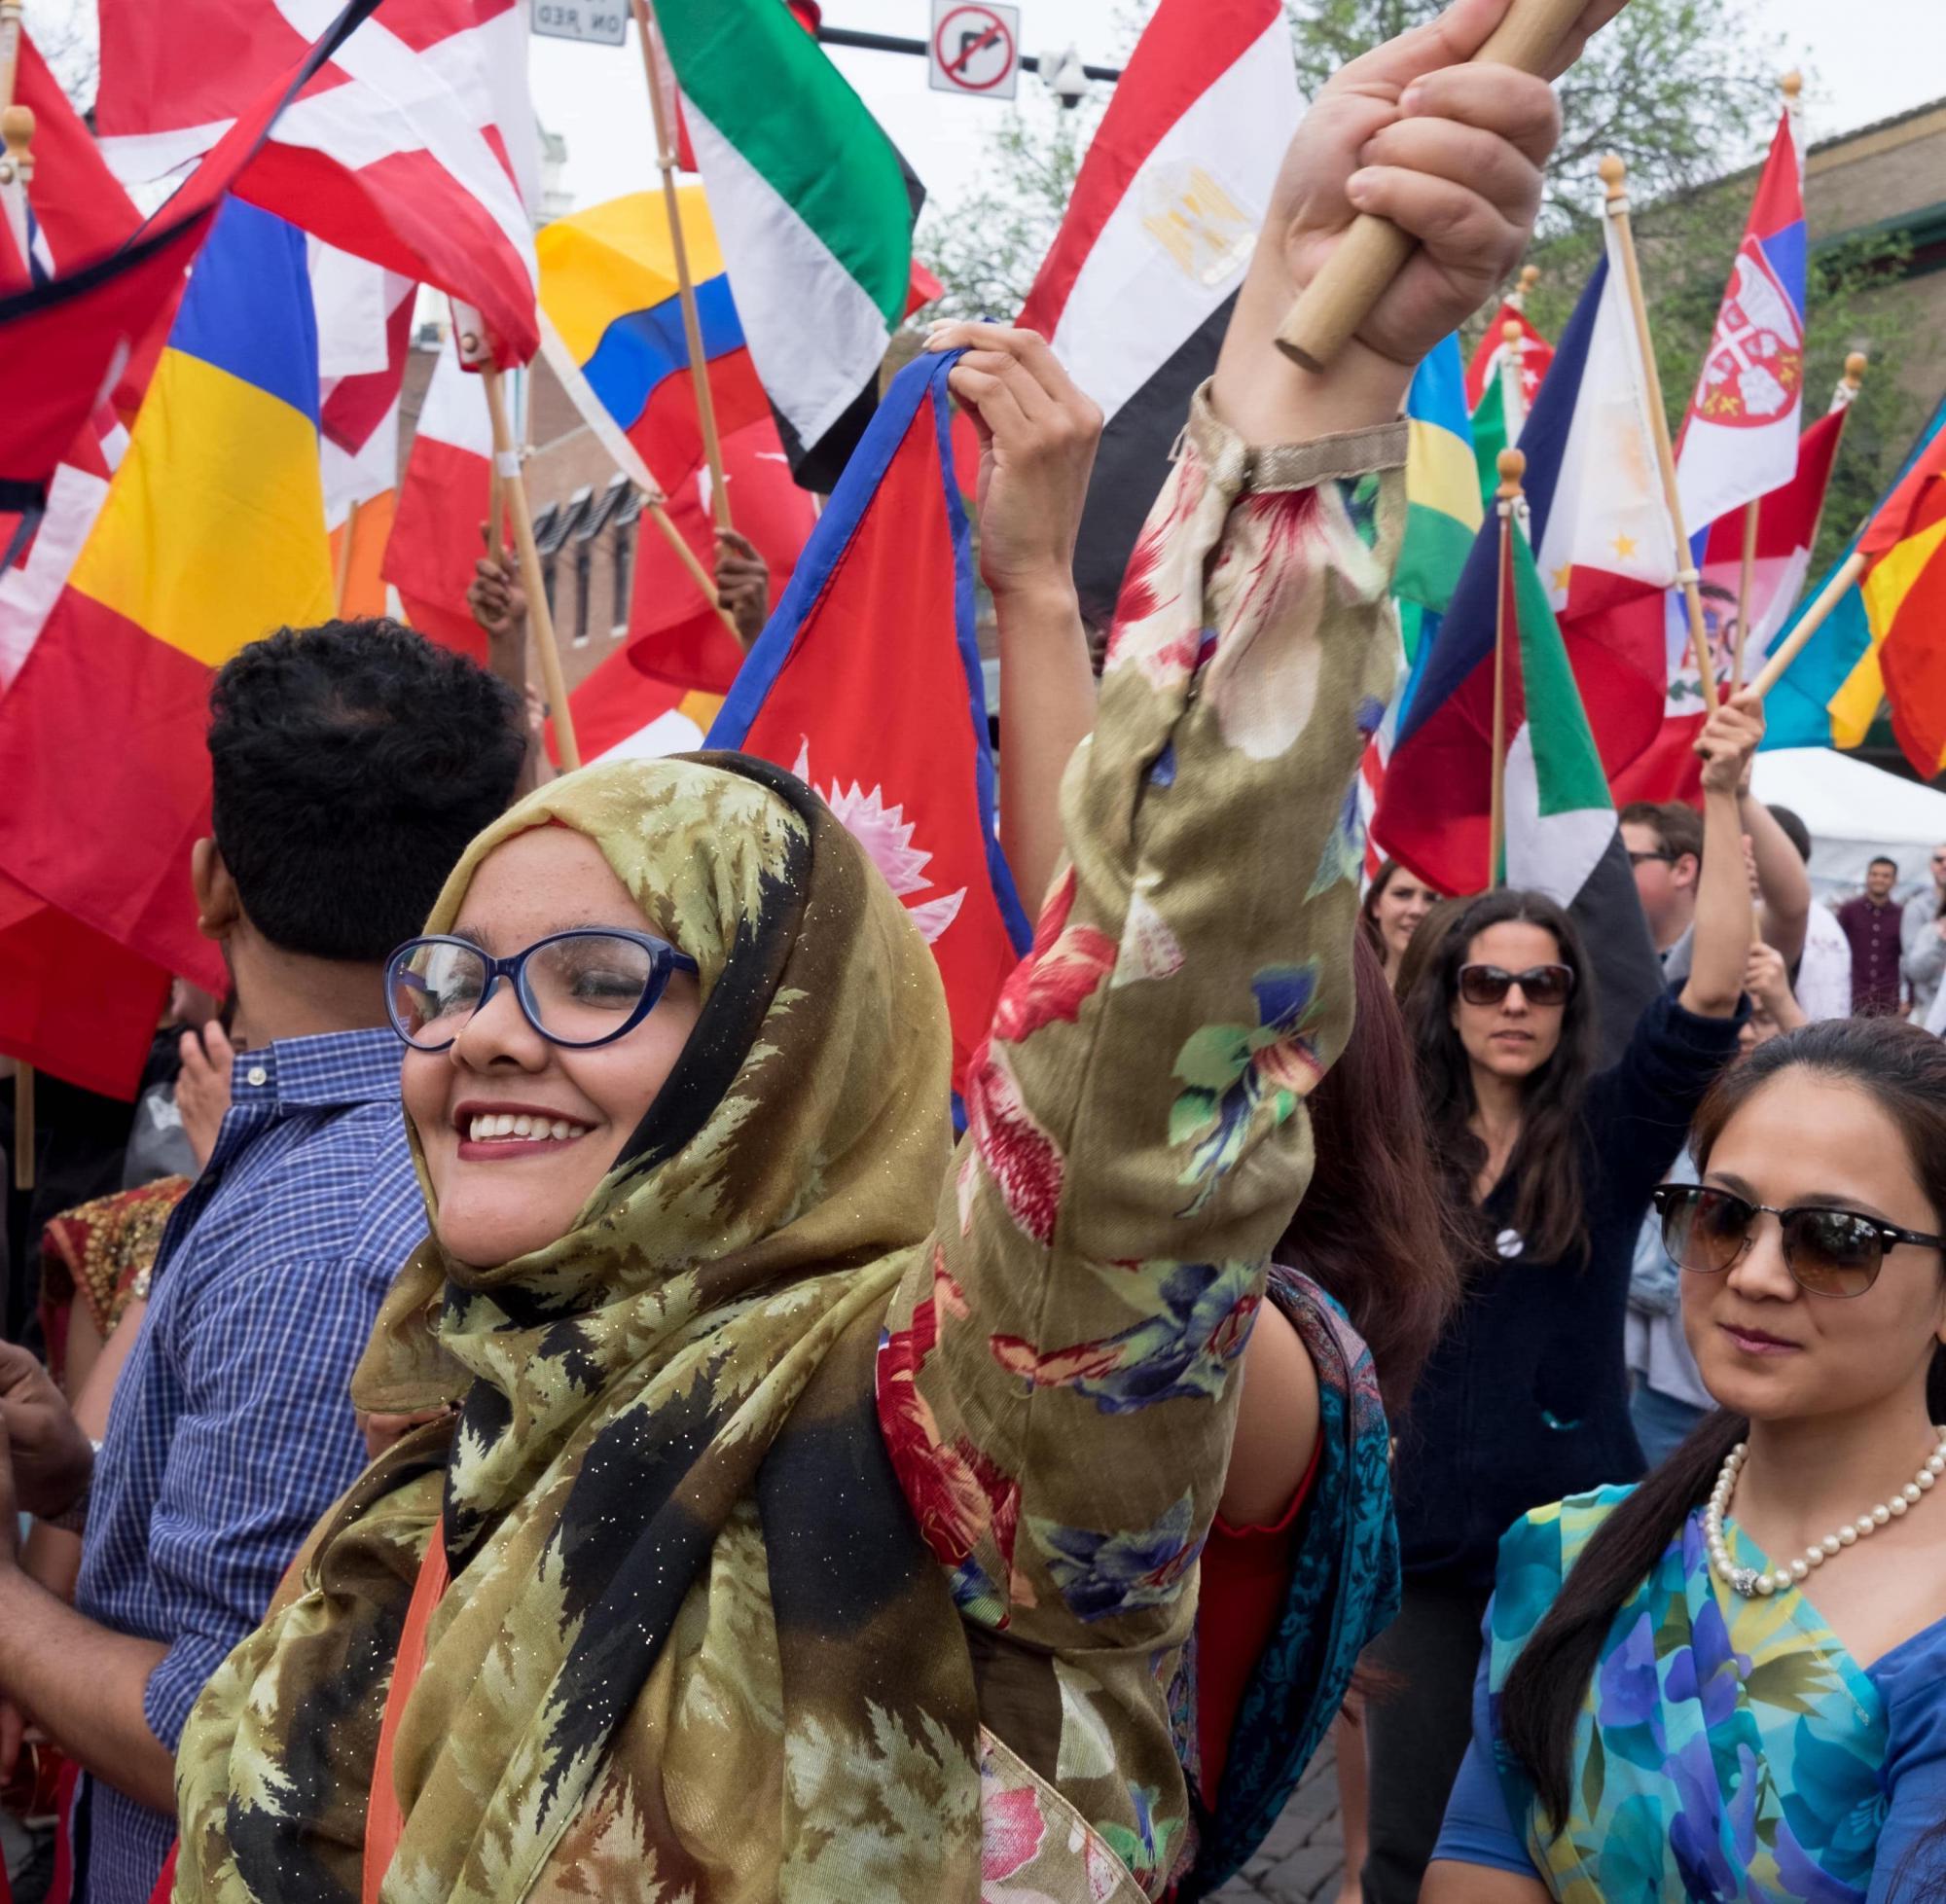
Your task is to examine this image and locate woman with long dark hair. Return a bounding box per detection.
[1356,697,1763,1904]
[1363,860,1441,987]
[1425,1016,1946,1901]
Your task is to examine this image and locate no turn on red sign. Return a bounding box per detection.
[928,0,1021,98]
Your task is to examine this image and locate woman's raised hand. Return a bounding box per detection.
[924,323,1102,610]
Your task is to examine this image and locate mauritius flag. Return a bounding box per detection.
[1373,494,1661,1060]
[708,348,1029,1098]
[0,199,333,1001]
[537,186,770,494]
[1676,102,1807,539]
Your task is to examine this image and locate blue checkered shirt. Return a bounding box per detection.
[72,1028,424,1904]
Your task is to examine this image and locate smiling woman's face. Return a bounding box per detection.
[1448,919,1566,1084]
[401,826,702,1270]
[1683,1072,1946,1426]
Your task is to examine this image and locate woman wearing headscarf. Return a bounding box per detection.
[169,7,1600,1897]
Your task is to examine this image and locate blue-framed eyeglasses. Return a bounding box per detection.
[385,929,700,1053]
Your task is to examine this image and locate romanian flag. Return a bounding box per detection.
[1824,415,1946,775]
[0,198,333,1013]
[537,186,770,492]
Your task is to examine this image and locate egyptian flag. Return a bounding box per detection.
[708,348,1029,1101]
[1016,0,1299,626]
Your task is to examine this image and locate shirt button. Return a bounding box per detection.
[246,1064,268,1087]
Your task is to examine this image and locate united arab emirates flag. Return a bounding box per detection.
[654,0,920,490]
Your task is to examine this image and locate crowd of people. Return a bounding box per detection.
[4,5,1946,1902]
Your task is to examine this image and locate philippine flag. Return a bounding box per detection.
[1676,104,1808,538]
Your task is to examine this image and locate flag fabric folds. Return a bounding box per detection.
[0,198,334,1013]
[1676,104,1808,539]
[654,0,922,488]
[1464,300,1553,410]
[1518,234,1677,778]
[537,187,772,493]
[1467,309,1553,505]
[707,348,1030,1097]
[1015,0,1299,627]
[1614,405,1849,805]
[97,0,540,364]
[627,413,815,695]
[382,332,492,661]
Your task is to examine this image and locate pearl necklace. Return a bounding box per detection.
[1706,1426,1946,1599]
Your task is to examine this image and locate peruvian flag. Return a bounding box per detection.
[1520,227,1680,778]
[382,332,492,660]
[707,348,1029,1100]
[96,0,540,365]
[1464,301,1553,413]
[1616,397,1852,806]
[1676,103,1808,537]
[1017,0,1300,626]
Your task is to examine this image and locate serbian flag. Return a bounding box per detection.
[708,348,1029,1098]
[538,187,771,493]
[1613,403,1850,805]
[1676,103,1808,538]
[1520,230,1679,778]
[627,413,815,694]
[1464,299,1552,411]
[97,0,539,365]
[382,332,492,661]
[1017,0,1299,626]
[0,199,334,1037]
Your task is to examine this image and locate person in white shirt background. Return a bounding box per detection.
[1902,841,1946,1024]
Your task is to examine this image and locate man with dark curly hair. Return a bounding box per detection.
[0,619,524,1903]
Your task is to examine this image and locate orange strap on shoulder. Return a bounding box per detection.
[362,1534,451,1904]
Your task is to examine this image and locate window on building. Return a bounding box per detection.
[572,544,592,645]
[611,485,642,635]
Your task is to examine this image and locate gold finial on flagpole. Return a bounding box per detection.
[1844,350,1868,392]
[0,103,33,187]
[1782,69,1804,105]
[1519,265,1541,298]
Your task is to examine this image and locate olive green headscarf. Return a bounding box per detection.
[174,752,985,1903]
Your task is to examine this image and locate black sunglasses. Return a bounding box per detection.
[386,929,700,1053]
[1456,963,1575,1009]
[1653,1184,1945,1300]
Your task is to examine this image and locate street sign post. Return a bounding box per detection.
[928,0,1021,98]
[532,0,626,46]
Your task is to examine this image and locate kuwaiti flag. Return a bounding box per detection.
[1372,496,1661,1061]
[654,0,922,490]
[96,0,541,365]
[1613,402,1851,806]
[1016,0,1299,627]
[1676,104,1808,538]
[0,198,334,1006]
[381,331,493,661]
[708,348,1030,1099]
[1521,225,1679,777]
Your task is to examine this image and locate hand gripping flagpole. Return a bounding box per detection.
[462,328,583,771]
[1600,154,1718,714]
[1276,0,1624,372]
[1490,449,1525,888]
[632,0,734,537]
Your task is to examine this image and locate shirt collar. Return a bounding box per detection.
[228,1025,405,1112]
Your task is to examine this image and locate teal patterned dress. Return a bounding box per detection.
[1433,1485,1946,1902]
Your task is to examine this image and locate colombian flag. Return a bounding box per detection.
[537,185,770,491]
[0,198,332,1024]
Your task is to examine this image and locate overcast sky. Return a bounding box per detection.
[533,0,1946,220]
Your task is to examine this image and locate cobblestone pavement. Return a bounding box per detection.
[1212,1731,1351,1904]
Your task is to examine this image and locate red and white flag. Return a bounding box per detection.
[1464,301,1553,413]
[97,0,540,363]
[382,332,493,658]
[1017,0,1300,624]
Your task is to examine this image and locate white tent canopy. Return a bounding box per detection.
[1750,748,1946,898]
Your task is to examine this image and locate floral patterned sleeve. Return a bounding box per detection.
[878,383,1406,1661]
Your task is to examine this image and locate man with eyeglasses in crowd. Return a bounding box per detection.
[0,621,525,1903]
[1900,843,1946,1025]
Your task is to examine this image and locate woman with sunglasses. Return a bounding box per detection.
[1424,1015,1946,1902]
[163,24,1593,1899]
[1359,696,1763,1904]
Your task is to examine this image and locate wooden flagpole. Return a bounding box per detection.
[631,0,732,533]
[470,346,582,770]
[334,498,359,615]
[1490,449,1526,887]
[0,0,21,116]
[1600,154,1718,714]
[1515,264,1540,307]
[1276,0,1624,370]
[12,1058,31,1193]
[2,72,31,1192]
[1748,549,1868,700]
[1498,316,1525,438]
